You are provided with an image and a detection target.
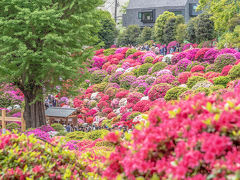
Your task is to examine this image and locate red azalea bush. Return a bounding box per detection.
[190,65,205,73]
[116,90,130,99]
[97,101,109,110]
[148,83,172,101]
[132,100,151,112]
[178,72,192,84]
[107,112,117,119]
[221,65,233,76]
[103,88,240,179]
[102,108,113,114]
[127,92,144,104]
[194,48,210,62]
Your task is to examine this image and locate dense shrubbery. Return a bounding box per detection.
[164,87,188,101]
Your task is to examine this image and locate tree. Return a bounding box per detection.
[125,25,141,46]
[153,11,176,43]
[163,15,184,44]
[137,26,152,44]
[197,0,240,34]
[176,24,187,43]
[186,17,198,43]
[98,10,118,48]
[0,0,103,128]
[195,13,215,43]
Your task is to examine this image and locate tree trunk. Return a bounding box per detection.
[23,89,46,129]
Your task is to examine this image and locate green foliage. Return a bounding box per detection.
[137,26,152,44]
[56,130,67,136]
[0,133,87,178]
[186,17,198,43]
[90,70,107,84]
[0,92,22,108]
[213,76,231,87]
[153,11,176,43]
[176,24,187,43]
[194,87,211,96]
[6,123,20,131]
[164,87,188,101]
[214,54,236,72]
[98,11,117,48]
[206,64,217,72]
[93,82,108,92]
[95,141,115,148]
[209,85,225,92]
[125,25,141,46]
[127,112,141,121]
[126,49,137,57]
[195,14,215,43]
[151,62,168,74]
[103,48,117,56]
[197,0,240,35]
[145,56,154,63]
[51,123,65,132]
[66,131,86,141]
[84,129,109,140]
[218,25,240,49]
[187,76,206,88]
[0,0,103,128]
[163,15,184,44]
[229,64,240,80]
[137,63,153,76]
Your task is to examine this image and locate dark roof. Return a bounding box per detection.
[127,0,188,9]
[45,107,76,118]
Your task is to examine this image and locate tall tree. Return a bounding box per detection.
[125,25,141,46]
[195,13,215,43]
[153,11,176,43]
[137,26,152,44]
[186,17,198,43]
[197,0,240,34]
[98,10,118,48]
[0,0,103,128]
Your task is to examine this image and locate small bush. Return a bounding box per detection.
[151,62,168,74]
[213,76,231,87]
[84,129,109,140]
[6,123,20,131]
[137,63,153,76]
[148,83,172,101]
[187,76,206,88]
[214,54,236,72]
[51,123,65,132]
[205,64,216,72]
[56,130,67,136]
[95,141,115,148]
[144,56,154,63]
[229,64,240,80]
[104,48,116,56]
[126,49,137,57]
[164,87,188,101]
[193,87,211,96]
[186,62,200,71]
[209,85,225,92]
[66,131,86,140]
[90,70,107,84]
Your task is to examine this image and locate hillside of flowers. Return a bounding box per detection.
[1,44,240,179]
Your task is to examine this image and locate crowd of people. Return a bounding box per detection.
[135,43,181,55]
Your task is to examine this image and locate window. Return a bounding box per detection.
[138,10,155,23]
[189,3,199,17]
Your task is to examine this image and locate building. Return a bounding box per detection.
[122,0,201,27]
[100,0,129,24]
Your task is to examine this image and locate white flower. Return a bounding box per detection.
[141,96,149,101]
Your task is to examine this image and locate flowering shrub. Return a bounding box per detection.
[178,72,192,84]
[154,74,175,84]
[214,54,237,72]
[132,100,151,112]
[103,89,240,179]
[115,90,130,99]
[127,92,144,104]
[186,61,200,71]
[171,52,186,65]
[164,86,188,101]
[193,87,211,95]
[187,76,206,88]
[176,58,192,73]
[103,48,116,56]
[109,71,124,84]
[148,83,172,101]
[194,48,210,62]
[221,65,233,76]
[185,48,200,61]
[228,64,240,80]
[213,76,231,87]
[192,80,213,90]
[190,65,205,73]
[204,48,219,63]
